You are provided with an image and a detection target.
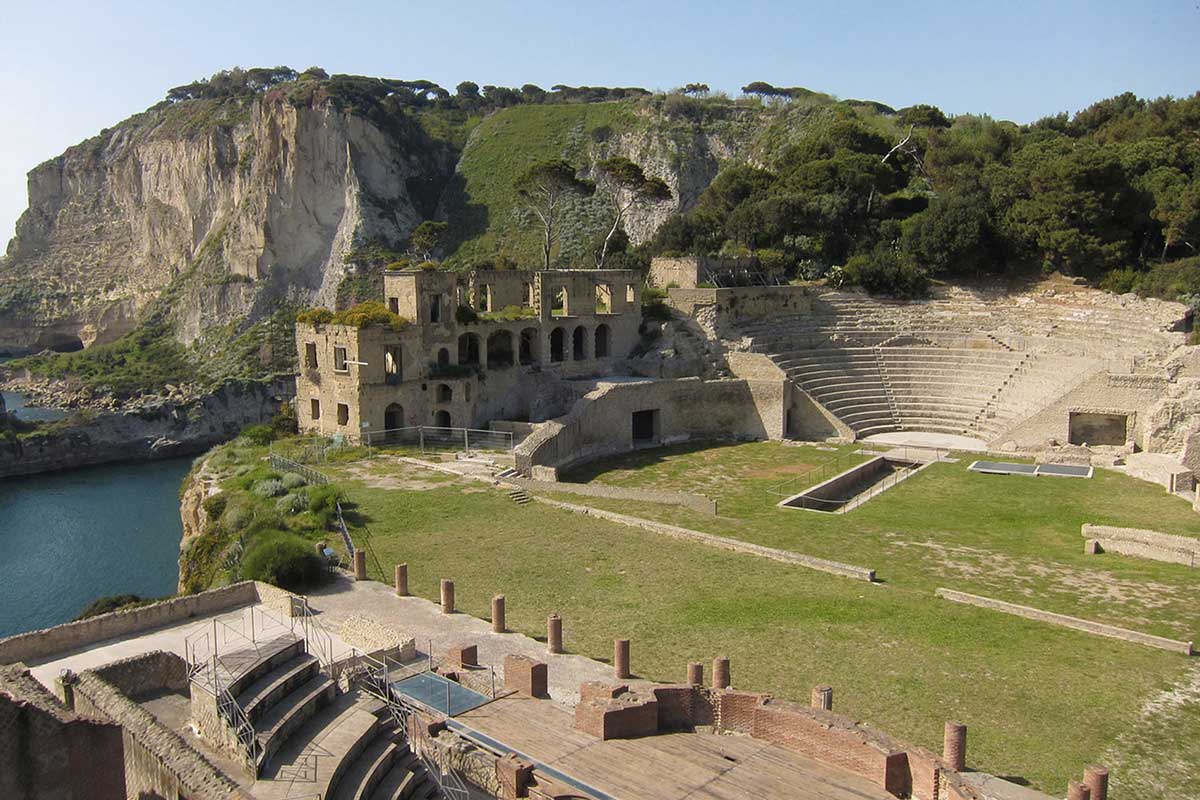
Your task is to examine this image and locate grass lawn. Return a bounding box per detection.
[317,442,1199,797]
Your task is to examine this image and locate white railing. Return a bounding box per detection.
[360,425,514,455]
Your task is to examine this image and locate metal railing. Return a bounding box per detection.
[783,459,924,513]
[767,449,868,497]
[360,425,513,456]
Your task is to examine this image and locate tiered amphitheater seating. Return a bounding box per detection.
[740,288,1178,443]
[195,636,437,798]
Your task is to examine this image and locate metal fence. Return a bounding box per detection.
[359,426,513,456]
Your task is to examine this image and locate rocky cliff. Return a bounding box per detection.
[1,94,459,352]
[0,380,286,477]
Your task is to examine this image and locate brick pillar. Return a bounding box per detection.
[547,613,563,654]
[492,594,506,633]
[686,661,703,686]
[496,754,534,799]
[614,639,631,679]
[943,721,967,771]
[1067,781,1091,800]
[712,656,730,690]
[353,549,367,580]
[395,563,409,596]
[1084,766,1109,800]
[440,579,455,613]
[811,685,833,711]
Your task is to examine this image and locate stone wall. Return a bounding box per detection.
[69,654,249,800]
[666,285,814,338]
[1082,524,1199,568]
[936,588,1193,654]
[0,582,258,666]
[997,371,1167,451]
[0,665,125,800]
[515,377,784,474]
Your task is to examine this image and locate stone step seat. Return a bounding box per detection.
[238,653,321,725]
[849,422,903,436]
[794,369,885,384]
[784,358,881,372]
[891,401,989,416]
[332,730,404,800]
[371,751,437,800]
[255,692,386,793]
[820,396,892,413]
[777,351,880,365]
[254,674,338,772]
[880,358,1021,370]
[196,635,305,699]
[881,372,1013,387]
[897,414,1002,432]
[798,374,886,390]
[884,383,1000,399]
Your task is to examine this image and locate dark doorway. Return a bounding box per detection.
[434,409,452,428]
[631,409,659,443]
[384,403,404,436]
[550,327,566,362]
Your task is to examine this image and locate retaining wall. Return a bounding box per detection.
[508,476,717,515]
[936,588,1194,654]
[666,285,814,338]
[1082,524,1199,568]
[0,582,259,666]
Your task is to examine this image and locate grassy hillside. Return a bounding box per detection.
[442,101,641,267]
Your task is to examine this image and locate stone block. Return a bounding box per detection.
[504,654,547,698]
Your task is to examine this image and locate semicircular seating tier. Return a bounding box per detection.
[738,290,1187,446]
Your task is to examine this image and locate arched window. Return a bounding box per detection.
[385,345,402,385]
[519,327,540,365]
[550,327,566,363]
[626,284,637,304]
[553,286,569,316]
[594,324,611,358]
[434,409,452,428]
[572,326,587,360]
[436,384,452,403]
[457,333,481,366]
[437,348,451,368]
[487,330,514,369]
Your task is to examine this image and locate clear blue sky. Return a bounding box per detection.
[2,0,1197,243]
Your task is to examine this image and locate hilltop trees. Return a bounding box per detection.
[515,160,595,270]
[593,157,672,267]
[408,221,448,262]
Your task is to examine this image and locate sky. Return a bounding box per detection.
[1,0,1197,243]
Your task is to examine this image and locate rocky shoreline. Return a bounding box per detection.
[0,378,292,478]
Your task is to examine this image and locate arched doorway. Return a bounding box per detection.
[487,330,514,369]
[550,327,566,363]
[434,409,452,428]
[572,326,587,360]
[519,327,540,365]
[458,333,481,366]
[594,324,611,358]
[384,403,404,439]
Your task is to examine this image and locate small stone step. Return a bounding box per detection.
[238,653,320,724]
[254,674,337,772]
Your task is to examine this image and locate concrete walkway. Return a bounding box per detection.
[307,574,653,707]
[862,431,988,451]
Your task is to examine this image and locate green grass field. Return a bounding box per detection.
[317,441,1199,796]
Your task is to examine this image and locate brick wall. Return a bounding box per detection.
[653,685,696,731]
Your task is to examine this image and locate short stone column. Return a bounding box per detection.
[943,721,967,772]
[614,639,631,679]
[811,685,833,711]
[353,549,367,581]
[547,613,563,654]
[492,595,506,633]
[686,661,703,686]
[394,563,409,596]
[440,579,455,614]
[712,656,730,690]
[1084,766,1109,800]
[1067,781,1091,800]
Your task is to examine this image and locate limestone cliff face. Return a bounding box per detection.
[1,96,454,351]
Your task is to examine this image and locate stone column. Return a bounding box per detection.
[614,639,631,679]
[712,656,730,690]
[1084,766,1109,800]
[811,685,833,711]
[686,661,703,686]
[492,595,506,633]
[1067,781,1091,800]
[440,579,455,614]
[943,721,967,772]
[395,563,409,596]
[353,549,367,581]
[547,613,563,654]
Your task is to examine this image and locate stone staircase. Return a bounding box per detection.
[507,487,532,505]
[189,632,440,799]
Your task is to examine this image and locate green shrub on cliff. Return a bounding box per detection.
[296,302,411,333]
[241,532,324,591]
